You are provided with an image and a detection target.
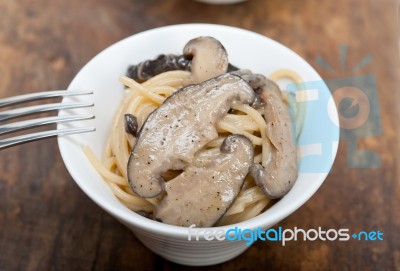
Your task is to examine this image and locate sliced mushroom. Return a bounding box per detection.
[128,73,255,198]
[153,135,254,227]
[183,36,229,84]
[126,37,238,83]
[250,77,298,199]
[126,53,239,83]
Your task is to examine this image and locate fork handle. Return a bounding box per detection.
[0,90,93,108]
[0,127,95,150]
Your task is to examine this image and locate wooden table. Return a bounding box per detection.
[0,0,399,270]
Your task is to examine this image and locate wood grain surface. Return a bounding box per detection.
[0,0,399,270]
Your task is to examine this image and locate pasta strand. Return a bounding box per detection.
[84,69,304,226]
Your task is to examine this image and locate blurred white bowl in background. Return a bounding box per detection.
[195,0,247,4]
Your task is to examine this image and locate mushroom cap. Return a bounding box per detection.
[250,79,298,199]
[127,73,255,198]
[153,134,254,227]
[183,36,229,84]
[230,69,298,198]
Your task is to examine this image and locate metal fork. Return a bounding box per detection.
[0,90,95,150]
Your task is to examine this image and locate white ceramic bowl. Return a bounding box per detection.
[58,24,339,266]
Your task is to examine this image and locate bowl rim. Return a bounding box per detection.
[58,23,339,238]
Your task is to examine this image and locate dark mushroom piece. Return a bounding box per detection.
[127,73,255,198]
[126,37,239,83]
[153,135,254,227]
[124,113,139,136]
[234,70,298,199]
[127,54,191,83]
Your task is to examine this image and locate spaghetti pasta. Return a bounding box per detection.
[85,68,304,226]
[269,69,307,139]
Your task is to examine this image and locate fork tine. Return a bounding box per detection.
[0,90,95,150]
[0,102,94,122]
[0,90,93,108]
[0,115,94,136]
[0,127,96,150]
